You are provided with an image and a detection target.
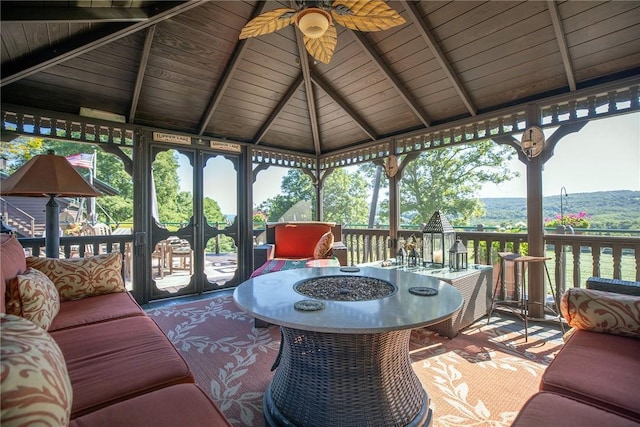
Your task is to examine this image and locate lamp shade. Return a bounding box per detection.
[1,150,101,258]
[0,151,101,198]
[296,8,331,39]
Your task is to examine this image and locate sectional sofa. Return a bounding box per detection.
[0,234,232,426]
[512,277,640,426]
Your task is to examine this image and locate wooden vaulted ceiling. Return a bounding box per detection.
[1,1,639,157]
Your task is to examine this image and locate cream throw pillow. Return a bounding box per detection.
[561,287,640,338]
[313,231,334,259]
[0,313,73,426]
[27,252,125,301]
[6,268,60,330]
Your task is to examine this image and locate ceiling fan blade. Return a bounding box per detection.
[304,24,337,64]
[239,8,296,39]
[331,0,405,32]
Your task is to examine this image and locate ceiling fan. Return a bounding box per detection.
[239,0,406,64]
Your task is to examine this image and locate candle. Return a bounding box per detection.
[433,249,443,264]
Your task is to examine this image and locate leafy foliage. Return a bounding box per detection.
[257,168,370,224]
[322,168,369,225]
[545,212,591,229]
[257,169,315,222]
[2,138,135,224]
[366,142,517,226]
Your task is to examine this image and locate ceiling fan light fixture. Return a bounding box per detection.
[296,8,331,39]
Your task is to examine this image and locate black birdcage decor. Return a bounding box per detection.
[422,211,456,268]
[449,238,468,271]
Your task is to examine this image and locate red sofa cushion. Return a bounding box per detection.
[274,223,332,258]
[512,392,638,427]
[69,384,232,427]
[1,235,27,314]
[49,292,145,332]
[540,329,640,421]
[51,316,194,418]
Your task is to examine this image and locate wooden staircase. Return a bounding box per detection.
[1,196,75,237]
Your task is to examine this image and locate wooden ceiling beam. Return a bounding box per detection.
[129,26,156,124]
[351,31,431,127]
[310,70,378,141]
[288,0,322,155]
[0,5,151,23]
[198,1,268,135]
[400,0,477,117]
[547,0,576,91]
[296,37,322,156]
[254,74,305,145]
[0,1,205,87]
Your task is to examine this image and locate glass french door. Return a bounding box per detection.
[148,146,240,299]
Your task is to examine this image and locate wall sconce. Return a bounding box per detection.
[520,126,545,159]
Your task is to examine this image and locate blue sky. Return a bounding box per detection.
[481,112,639,198]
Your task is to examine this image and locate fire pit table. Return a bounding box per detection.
[233,266,463,427]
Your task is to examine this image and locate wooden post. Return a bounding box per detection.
[239,146,254,281]
[132,130,149,304]
[525,154,546,319]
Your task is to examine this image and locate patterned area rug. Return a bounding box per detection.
[146,294,563,427]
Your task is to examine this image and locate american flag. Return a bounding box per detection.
[66,153,94,169]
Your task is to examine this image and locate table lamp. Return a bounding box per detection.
[0,150,101,257]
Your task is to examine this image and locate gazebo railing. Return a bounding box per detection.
[14,229,639,300]
[19,235,132,259]
[342,227,640,292]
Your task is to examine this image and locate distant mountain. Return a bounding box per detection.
[476,190,640,229]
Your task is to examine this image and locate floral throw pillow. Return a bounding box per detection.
[6,268,60,331]
[561,287,640,338]
[27,252,125,301]
[313,231,334,259]
[1,313,73,426]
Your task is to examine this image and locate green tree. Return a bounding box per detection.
[2,137,48,168]
[258,170,315,221]
[322,168,369,225]
[152,151,184,226]
[257,168,370,224]
[204,197,224,225]
[371,142,517,226]
[2,138,135,225]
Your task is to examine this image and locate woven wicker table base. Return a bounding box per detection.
[264,327,432,427]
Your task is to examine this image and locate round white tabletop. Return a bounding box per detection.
[233,266,463,333]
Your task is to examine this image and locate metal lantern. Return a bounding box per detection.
[405,235,420,267]
[408,247,420,267]
[422,211,456,268]
[396,245,407,266]
[449,238,468,271]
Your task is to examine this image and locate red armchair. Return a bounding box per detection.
[253,222,347,272]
